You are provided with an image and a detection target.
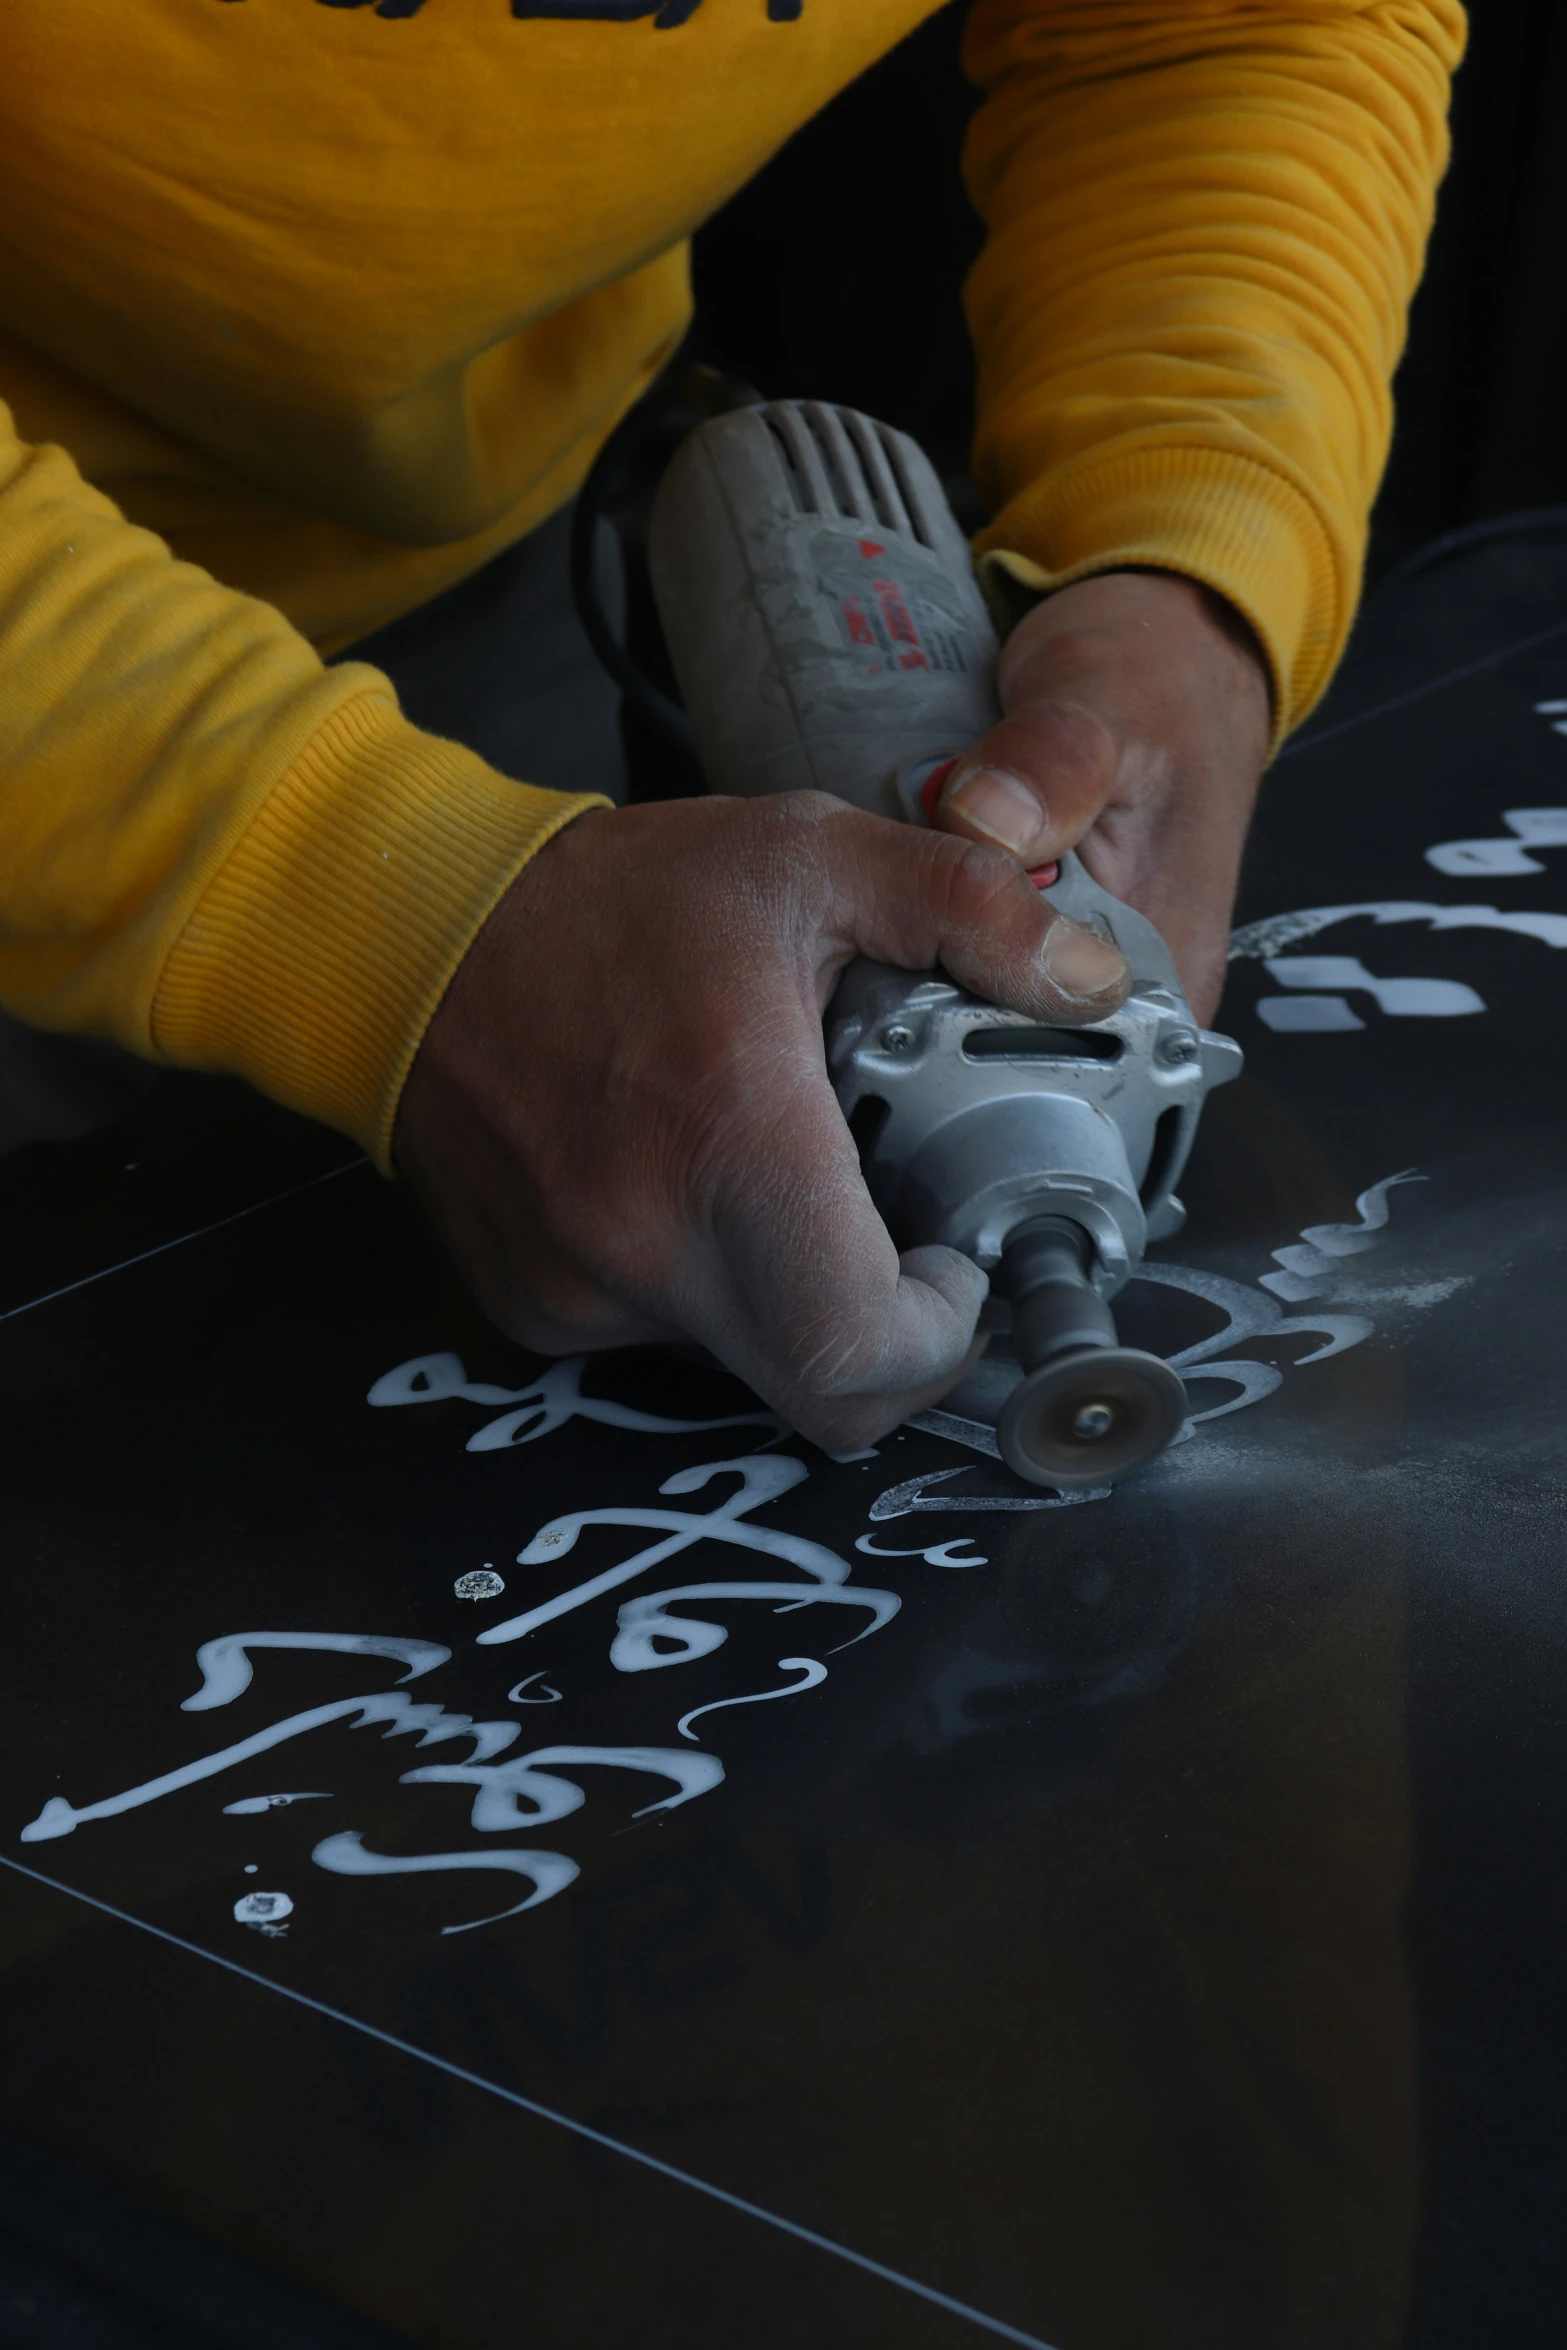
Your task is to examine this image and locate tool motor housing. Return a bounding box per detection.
[650,397,998,823]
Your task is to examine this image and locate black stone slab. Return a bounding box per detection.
[3,520,1567,2350]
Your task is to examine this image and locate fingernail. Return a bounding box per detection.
[940,764,1042,858]
[1042,915,1129,1002]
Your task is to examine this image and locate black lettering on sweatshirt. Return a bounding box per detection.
[301,1,804,21]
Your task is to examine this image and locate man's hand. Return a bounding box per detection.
[930,571,1273,1025]
[395,791,1129,1454]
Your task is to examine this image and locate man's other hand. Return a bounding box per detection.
[395,791,1130,1454]
[930,571,1273,1025]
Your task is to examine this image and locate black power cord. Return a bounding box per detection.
[568,361,763,784]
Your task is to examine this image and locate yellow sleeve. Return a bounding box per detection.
[0,405,606,1168]
[962,0,1467,741]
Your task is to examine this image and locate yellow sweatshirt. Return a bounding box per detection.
[0,0,1463,1169]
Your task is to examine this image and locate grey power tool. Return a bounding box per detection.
[639,396,1242,1488]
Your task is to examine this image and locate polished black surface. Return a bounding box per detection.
[3,526,1567,2350]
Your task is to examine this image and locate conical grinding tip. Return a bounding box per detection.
[996,1345,1187,1489]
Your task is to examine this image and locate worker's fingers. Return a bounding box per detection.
[924,571,1274,1023]
[816,805,1130,1018]
[932,693,1118,866]
[931,578,1144,863]
[494,1286,677,1359]
[683,1060,990,1449]
[701,1244,988,1455]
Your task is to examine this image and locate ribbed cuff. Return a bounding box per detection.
[152,690,608,1170]
[974,446,1344,755]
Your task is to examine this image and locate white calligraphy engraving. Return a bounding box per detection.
[676,1659,828,1743]
[22,1687,501,1844]
[21,1635,723,1928]
[234,1889,293,1934]
[868,1466,1111,1521]
[476,1456,900,1672]
[855,1535,991,1567]
[455,1569,506,1601]
[611,1580,898,1673]
[222,1792,331,1815]
[506,1672,562,1705]
[1255,1170,1423,1302]
[1426,804,1567,876]
[399,1743,723,1830]
[183,1631,450,1712]
[367,1351,782,1451]
[1258,955,1485,1031]
[903,1408,1001,1458]
[311,1831,579,1933]
[1139,1261,1372,1422]
[1229,900,1567,963]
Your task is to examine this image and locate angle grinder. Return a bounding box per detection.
[584,383,1243,1487]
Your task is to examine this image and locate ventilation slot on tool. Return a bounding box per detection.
[763,414,813,514]
[962,1026,1123,1063]
[1139,1105,1188,1210]
[801,407,864,521]
[839,411,904,536]
[877,426,936,549]
[847,1093,892,1171]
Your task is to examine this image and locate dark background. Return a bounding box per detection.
[691,0,1567,581]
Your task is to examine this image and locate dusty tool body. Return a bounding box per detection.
[647,398,1242,1487]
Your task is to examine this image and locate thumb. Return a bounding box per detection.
[822,809,1131,1020]
[930,695,1119,866]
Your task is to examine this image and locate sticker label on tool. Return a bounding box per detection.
[835,578,971,678]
